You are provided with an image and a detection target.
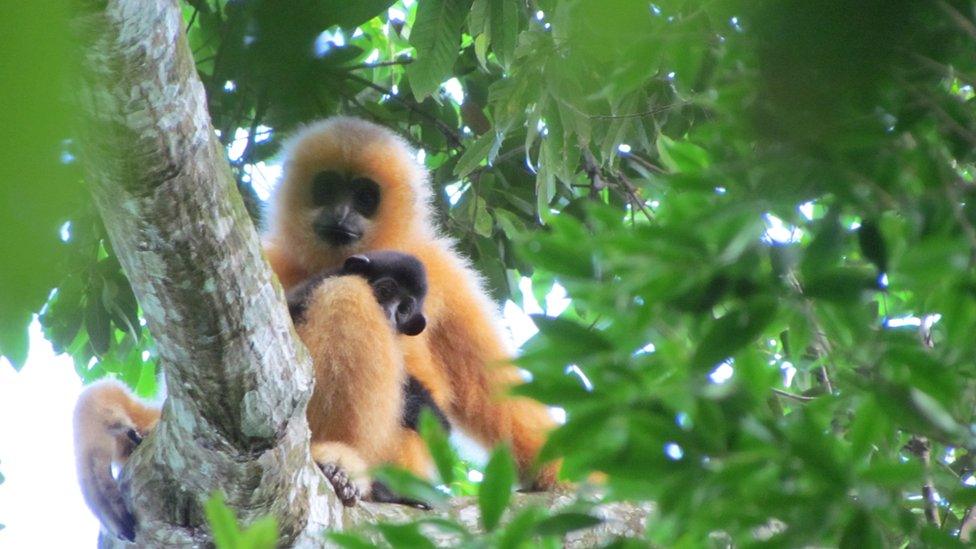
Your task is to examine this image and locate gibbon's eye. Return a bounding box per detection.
[350,177,381,217]
[372,278,397,303]
[311,171,344,206]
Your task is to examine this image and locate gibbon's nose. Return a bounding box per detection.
[335,204,353,224]
[313,210,361,246]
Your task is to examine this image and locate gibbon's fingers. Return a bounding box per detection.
[311,441,372,505]
[319,462,360,507]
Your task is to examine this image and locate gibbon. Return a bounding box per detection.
[263,116,558,490]
[75,116,558,538]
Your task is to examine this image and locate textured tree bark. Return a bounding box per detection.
[70,0,339,545]
[70,0,647,547]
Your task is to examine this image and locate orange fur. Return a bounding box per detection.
[301,277,406,468]
[73,380,160,540]
[264,116,558,488]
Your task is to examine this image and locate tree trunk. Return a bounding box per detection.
[70,0,647,547]
[71,0,339,545]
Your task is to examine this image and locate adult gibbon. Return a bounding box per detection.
[263,116,558,490]
[74,116,558,538]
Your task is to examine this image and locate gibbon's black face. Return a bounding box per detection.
[310,170,381,247]
[342,252,427,336]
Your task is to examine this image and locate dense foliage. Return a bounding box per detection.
[5,0,976,546]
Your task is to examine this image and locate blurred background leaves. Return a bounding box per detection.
[6,0,976,545]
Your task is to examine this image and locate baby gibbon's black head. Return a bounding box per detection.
[341,251,427,336]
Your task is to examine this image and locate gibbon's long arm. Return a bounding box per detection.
[420,245,560,488]
[73,381,161,541]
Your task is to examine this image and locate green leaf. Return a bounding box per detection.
[372,466,449,508]
[204,492,241,549]
[407,0,470,99]
[839,510,884,549]
[419,409,455,486]
[802,267,877,302]
[376,523,436,549]
[84,293,112,356]
[496,507,544,549]
[656,135,710,173]
[474,196,494,237]
[530,315,613,359]
[910,388,963,437]
[479,445,516,531]
[0,319,29,370]
[0,4,80,368]
[240,515,278,549]
[454,131,500,177]
[488,0,520,69]
[323,0,395,29]
[533,512,603,536]
[325,532,376,549]
[468,0,489,36]
[692,297,777,371]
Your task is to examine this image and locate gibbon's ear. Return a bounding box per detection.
[343,254,371,274]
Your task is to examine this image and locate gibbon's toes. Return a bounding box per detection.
[368,480,431,510]
[319,462,360,507]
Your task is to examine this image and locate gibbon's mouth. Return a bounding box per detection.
[314,223,362,246]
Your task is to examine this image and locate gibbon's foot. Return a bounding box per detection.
[319,462,360,507]
[368,481,431,510]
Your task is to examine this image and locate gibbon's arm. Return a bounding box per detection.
[74,380,161,541]
[424,250,560,489]
[299,276,407,505]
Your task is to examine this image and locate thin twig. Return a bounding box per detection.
[938,0,976,40]
[349,59,414,70]
[771,388,815,402]
[785,272,835,394]
[581,148,608,195]
[946,182,976,263]
[624,153,667,175]
[185,8,199,33]
[587,103,685,120]
[236,94,267,166]
[905,436,941,526]
[961,506,976,542]
[343,72,463,148]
